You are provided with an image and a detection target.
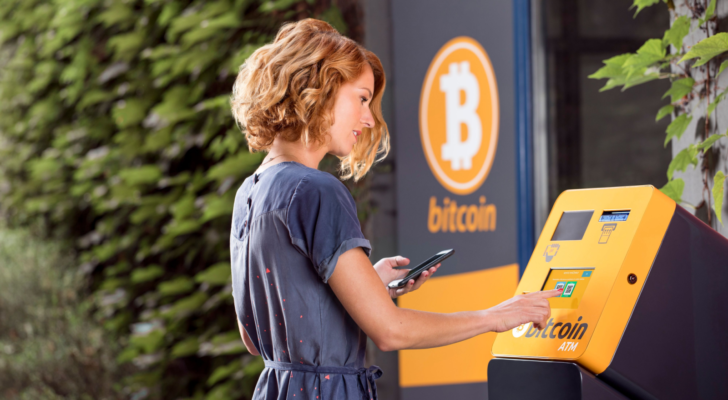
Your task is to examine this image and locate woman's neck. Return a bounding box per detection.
[265,137,328,170]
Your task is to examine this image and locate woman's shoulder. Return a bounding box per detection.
[289,166,351,201]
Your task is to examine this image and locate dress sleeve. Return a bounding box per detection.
[286,174,371,283]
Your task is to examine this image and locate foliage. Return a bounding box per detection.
[589,0,728,226]
[0,225,128,399]
[0,0,361,398]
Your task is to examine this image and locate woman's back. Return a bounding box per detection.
[230,161,376,399]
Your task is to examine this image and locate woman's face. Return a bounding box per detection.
[326,64,375,157]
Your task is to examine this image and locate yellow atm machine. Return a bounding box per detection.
[490,186,728,400]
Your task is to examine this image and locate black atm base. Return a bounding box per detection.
[488,359,626,400]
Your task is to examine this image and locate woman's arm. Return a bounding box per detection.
[237,319,260,356]
[328,247,561,352]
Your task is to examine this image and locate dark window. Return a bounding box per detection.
[543,0,672,206]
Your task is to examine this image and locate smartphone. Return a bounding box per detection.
[387,249,454,289]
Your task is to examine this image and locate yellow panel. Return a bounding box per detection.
[399,264,519,387]
[492,186,674,374]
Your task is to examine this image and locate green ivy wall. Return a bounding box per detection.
[0,0,363,398]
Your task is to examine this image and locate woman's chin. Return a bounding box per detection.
[329,145,354,158]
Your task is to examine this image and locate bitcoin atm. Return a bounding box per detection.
[489,186,728,400]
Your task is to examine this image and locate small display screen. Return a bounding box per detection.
[599,210,630,222]
[542,268,594,309]
[551,211,594,241]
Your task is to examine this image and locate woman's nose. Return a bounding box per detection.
[361,108,375,128]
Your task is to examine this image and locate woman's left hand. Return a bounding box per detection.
[373,256,440,299]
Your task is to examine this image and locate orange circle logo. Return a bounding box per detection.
[419,37,499,195]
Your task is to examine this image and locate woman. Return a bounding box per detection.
[229,19,560,400]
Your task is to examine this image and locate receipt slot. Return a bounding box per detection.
[489,186,728,400]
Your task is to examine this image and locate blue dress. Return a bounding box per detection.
[230,161,381,400]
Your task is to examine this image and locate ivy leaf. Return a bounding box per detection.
[171,337,199,358]
[631,0,662,17]
[119,165,163,185]
[700,0,717,25]
[662,78,694,102]
[708,87,728,118]
[259,0,300,13]
[622,72,660,91]
[679,32,728,66]
[162,292,209,318]
[589,54,631,91]
[589,54,631,80]
[318,5,348,35]
[623,39,666,76]
[707,0,717,19]
[157,276,195,296]
[207,151,264,182]
[130,330,165,354]
[714,171,726,225]
[656,104,674,121]
[113,99,150,129]
[660,178,685,203]
[664,114,692,147]
[194,262,231,285]
[208,360,240,386]
[719,60,728,76]
[667,145,698,180]
[697,134,726,150]
[131,265,165,283]
[663,16,690,49]
[201,192,235,222]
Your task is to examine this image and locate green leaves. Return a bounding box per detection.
[663,16,690,49]
[629,39,666,69]
[157,276,195,296]
[679,32,728,66]
[699,0,716,25]
[0,1,344,398]
[656,104,674,121]
[719,60,728,76]
[588,40,667,91]
[667,145,698,180]
[119,165,163,186]
[207,151,264,181]
[131,265,164,283]
[208,361,241,386]
[194,262,232,285]
[662,78,694,102]
[664,114,692,147]
[660,178,685,203]
[631,0,662,17]
[714,171,726,225]
[697,134,725,150]
[171,337,200,359]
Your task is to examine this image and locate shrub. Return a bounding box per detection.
[0,0,360,398]
[0,225,127,399]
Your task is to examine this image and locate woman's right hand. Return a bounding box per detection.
[484,289,563,332]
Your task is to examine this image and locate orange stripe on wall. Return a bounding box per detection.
[398,264,519,387]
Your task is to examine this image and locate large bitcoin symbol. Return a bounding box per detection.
[439,61,482,171]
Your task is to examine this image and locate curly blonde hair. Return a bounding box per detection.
[230,19,389,181]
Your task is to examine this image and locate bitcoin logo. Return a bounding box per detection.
[420,37,499,195]
[512,323,529,338]
[440,62,481,171]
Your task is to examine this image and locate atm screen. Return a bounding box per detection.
[542,268,594,309]
[551,211,594,241]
